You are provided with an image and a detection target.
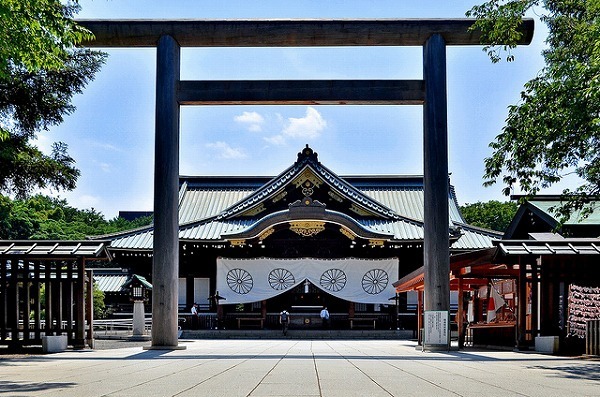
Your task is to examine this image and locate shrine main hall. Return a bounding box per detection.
[98,145,498,330]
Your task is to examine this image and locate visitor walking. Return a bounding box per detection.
[320,306,330,329]
[280,309,290,336]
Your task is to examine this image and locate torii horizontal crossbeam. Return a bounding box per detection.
[78,18,534,47]
[178,80,425,105]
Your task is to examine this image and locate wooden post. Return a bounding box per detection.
[74,258,86,349]
[261,300,267,320]
[9,258,18,347]
[45,262,52,336]
[457,278,465,349]
[531,259,539,340]
[86,269,94,348]
[417,290,424,344]
[517,259,527,348]
[56,262,63,335]
[423,34,450,319]
[34,262,41,341]
[150,34,182,349]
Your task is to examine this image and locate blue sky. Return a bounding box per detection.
[40,1,560,218]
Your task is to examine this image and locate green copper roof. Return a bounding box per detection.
[529,200,600,225]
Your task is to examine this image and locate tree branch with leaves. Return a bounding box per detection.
[468,0,600,220]
[0,0,105,197]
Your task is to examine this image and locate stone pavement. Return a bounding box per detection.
[1,339,599,397]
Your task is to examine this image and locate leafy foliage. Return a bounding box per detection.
[0,0,94,79]
[0,194,152,240]
[0,0,105,197]
[92,283,107,319]
[460,200,518,232]
[468,0,600,220]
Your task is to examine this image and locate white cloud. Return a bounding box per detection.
[248,124,262,133]
[263,135,286,146]
[97,162,111,173]
[64,193,102,211]
[90,141,124,152]
[282,107,327,139]
[31,135,53,155]
[234,111,265,132]
[206,141,248,159]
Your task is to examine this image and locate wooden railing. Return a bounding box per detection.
[586,319,600,356]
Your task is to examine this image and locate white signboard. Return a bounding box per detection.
[424,310,449,348]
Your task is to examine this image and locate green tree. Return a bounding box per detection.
[0,0,105,197]
[93,282,107,319]
[460,200,518,232]
[467,1,600,220]
[0,194,152,239]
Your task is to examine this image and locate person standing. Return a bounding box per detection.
[191,303,199,328]
[320,306,330,329]
[280,309,290,336]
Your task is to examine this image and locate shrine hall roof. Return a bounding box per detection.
[101,146,501,251]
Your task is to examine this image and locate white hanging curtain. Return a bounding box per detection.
[216,257,399,305]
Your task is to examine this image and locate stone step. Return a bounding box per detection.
[181,329,415,340]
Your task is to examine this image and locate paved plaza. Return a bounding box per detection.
[1,339,599,397]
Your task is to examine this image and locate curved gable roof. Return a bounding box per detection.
[216,145,414,223]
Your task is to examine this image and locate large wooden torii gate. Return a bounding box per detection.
[81,19,534,349]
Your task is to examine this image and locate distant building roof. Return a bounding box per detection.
[0,240,111,258]
[504,196,600,239]
[94,274,128,292]
[118,211,153,222]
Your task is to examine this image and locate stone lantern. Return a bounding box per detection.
[122,275,152,337]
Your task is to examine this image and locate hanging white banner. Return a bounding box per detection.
[216,257,398,305]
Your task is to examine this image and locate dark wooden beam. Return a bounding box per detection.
[178,80,425,105]
[78,19,534,48]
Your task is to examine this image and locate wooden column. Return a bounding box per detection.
[45,262,52,336]
[55,262,63,335]
[417,290,424,344]
[150,34,181,349]
[531,259,539,340]
[517,259,528,349]
[457,278,465,349]
[74,258,86,349]
[86,269,94,348]
[423,34,450,316]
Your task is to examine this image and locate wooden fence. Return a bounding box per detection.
[0,258,86,349]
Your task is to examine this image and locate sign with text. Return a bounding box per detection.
[424,310,449,347]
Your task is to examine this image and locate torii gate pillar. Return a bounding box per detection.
[423,34,450,314]
[149,35,181,349]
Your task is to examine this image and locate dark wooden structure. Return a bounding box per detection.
[0,241,110,350]
[80,18,534,348]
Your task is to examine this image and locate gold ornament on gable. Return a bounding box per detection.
[350,203,372,216]
[293,168,323,189]
[272,190,288,203]
[258,228,275,241]
[339,227,355,240]
[240,203,266,216]
[289,221,325,237]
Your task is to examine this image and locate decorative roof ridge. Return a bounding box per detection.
[215,145,405,221]
[220,206,395,240]
[88,223,155,240]
[452,221,503,237]
[310,159,401,220]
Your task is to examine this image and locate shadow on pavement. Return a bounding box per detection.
[0,380,76,393]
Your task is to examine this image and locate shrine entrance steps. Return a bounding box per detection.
[180,329,414,340]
